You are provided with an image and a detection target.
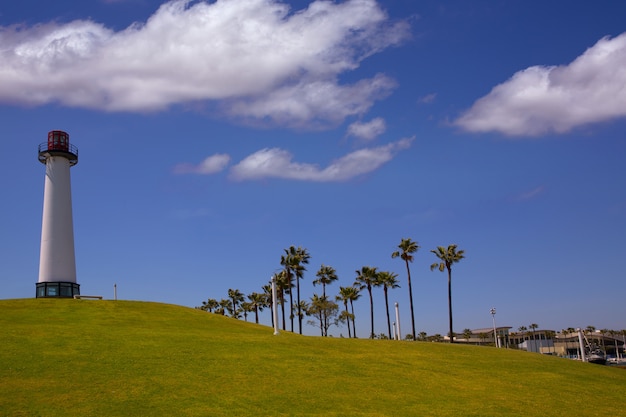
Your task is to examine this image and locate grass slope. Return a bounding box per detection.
[1,299,624,416]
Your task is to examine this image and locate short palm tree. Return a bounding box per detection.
[313,264,338,333]
[247,292,266,324]
[378,271,400,340]
[430,244,465,343]
[227,288,245,319]
[354,266,380,339]
[392,238,420,341]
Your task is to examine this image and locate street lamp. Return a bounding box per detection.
[271,275,279,336]
[490,307,499,348]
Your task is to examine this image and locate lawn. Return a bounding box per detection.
[1,299,624,416]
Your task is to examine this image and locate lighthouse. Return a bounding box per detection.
[36,130,80,298]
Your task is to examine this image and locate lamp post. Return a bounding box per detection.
[490,307,499,348]
[271,276,279,336]
[394,302,401,341]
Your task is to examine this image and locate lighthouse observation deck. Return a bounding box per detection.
[38,130,78,166]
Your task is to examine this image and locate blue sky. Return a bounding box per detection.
[1,0,625,337]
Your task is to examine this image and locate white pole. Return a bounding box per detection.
[114,283,117,301]
[577,328,586,362]
[394,302,401,341]
[271,276,279,336]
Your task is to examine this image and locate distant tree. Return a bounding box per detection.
[354,266,380,339]
[392,238,420,341]
[262,284,274,327]
[479,333,487,345]
[281,246,310,334]
[418,331,427,341]
[378,271,400,340]
[218,298,231,316]
[313,264,338,333]
[462,328,472,342]
[307,295,338,336]
[228,289,245,319]
[430,244,465,343]
[336,286,356,338]
[201,298,219,313]
[240,301,254,322]
[529,323,539,340]
[274,271,290,331]
[247,292,266,324]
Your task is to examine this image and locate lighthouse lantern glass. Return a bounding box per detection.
[48,131,69,151]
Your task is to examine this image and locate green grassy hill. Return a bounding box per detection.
[1,299,624,416]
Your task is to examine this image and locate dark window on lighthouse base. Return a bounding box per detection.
[35,282,80,298]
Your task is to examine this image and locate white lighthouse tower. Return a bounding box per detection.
[36,130,80,298]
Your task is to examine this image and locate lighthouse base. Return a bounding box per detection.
[36,282,80,298]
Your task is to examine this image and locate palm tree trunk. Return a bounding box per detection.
[280,291,286,331]
[405,260,416,340]
[447,268,454,343]
[289,286,294,332]
[368,287,374,339]
[384,288,392,339]
[344,302,351,338]
[296,278,302,335]
[350,300,357,338]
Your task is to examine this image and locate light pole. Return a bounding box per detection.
[490,307,499,348]
[271,276,279,335]
[394,302,401,341]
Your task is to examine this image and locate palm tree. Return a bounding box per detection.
[354,266,380,339]
[313,264,338,333]
[430,244,465,343]
[201,298,218,313]
[392,238,420,341]
[273,272,289,331]
[247,292,266,324]
[336,286,354,338]
[281,245,310,334]
[227,288,244,319]
[262,284,274,327]
[378,271,400,340]
[339,285,361,338]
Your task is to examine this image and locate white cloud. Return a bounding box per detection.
[346,117,386,141]
[229,136,414,181]
[173,153,231,174]
[418,93,436,104]
[455,32,626,136]
[0,0,409,125]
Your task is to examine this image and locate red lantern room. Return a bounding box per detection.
[38,130,78,166]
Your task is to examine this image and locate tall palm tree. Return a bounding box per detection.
[392,238,420,341]
[273,271,289,331]
[430,244,465,343]
[354,266,380,339]
[336,287,353,338]
[227,288,244,319]
[313,264,338,333]
[281,245,310,334]
[378,271,400,340]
